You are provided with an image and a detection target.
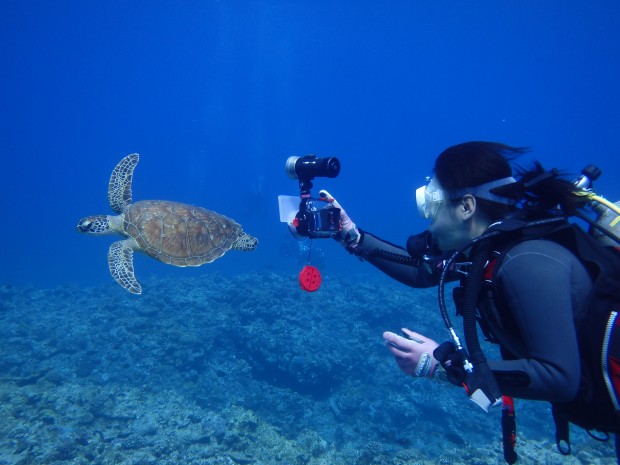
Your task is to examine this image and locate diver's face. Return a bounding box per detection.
[418,177,474,252]
[427,199,473,252]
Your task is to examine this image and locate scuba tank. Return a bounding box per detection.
[572,164,620,246]
[592,199,620,247]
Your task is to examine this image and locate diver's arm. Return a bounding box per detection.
[348,230,446,288]
[487,240,591,402]
[319,190,453,288]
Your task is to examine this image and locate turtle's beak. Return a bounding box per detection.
[77,219,92,233]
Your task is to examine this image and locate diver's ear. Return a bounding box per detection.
[461,195,476,220]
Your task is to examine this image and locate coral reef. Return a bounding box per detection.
[0,274,616,464]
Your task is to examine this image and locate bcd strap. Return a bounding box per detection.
[553,406,571,455]
[501,396,517,464]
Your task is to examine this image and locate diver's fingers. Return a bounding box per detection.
[318,189,341,208]
[319,189,333,201]
[383,331,416,356]
[400,328,432,344]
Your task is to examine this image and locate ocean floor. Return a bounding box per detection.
[0,271,617,465]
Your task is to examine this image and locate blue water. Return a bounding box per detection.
[1,1,620,464]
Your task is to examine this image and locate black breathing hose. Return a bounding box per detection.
[437,249,459,331]
[437,229,500,343]
[461,239,491,365]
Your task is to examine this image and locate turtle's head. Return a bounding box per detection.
[77,215,114,235]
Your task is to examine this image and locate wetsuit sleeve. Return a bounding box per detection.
[349,230,446,288]
[488,240,592,402]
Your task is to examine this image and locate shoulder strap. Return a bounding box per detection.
[479,250,529,359]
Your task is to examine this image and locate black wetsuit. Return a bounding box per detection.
[353,230,592,403]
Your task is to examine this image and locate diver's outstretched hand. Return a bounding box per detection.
[319,190,361,248]
[383,328,439,378]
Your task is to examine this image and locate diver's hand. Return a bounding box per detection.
[383,328,439,378]
[318,189,361,248]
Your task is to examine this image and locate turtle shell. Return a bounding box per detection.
[123,200,243,266]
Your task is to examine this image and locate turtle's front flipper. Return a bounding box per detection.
[108,239,142,294]
[108,154,139,213]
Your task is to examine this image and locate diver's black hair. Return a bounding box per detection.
[434,141,529,220]
[434,141,527,190]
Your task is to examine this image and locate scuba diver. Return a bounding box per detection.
[321,141,620,463]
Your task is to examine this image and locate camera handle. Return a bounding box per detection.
[298,178,314,197]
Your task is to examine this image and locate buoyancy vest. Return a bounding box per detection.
[469,220,620,458]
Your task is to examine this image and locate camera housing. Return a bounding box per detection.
[280,154,342,239]
[292,200,341,238]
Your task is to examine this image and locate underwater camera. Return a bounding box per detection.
[279,155,341,239]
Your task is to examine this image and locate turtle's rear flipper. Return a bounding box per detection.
[232,232,258,251]
[108,240,142,294]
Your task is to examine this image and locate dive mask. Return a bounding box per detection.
[416,177,445,219]
[416,176,517,219]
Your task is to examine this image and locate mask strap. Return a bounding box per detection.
[447,177,516,206]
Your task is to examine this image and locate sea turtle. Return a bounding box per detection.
[77,153,258,294]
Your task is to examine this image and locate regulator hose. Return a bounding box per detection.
[461,239,492,366]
